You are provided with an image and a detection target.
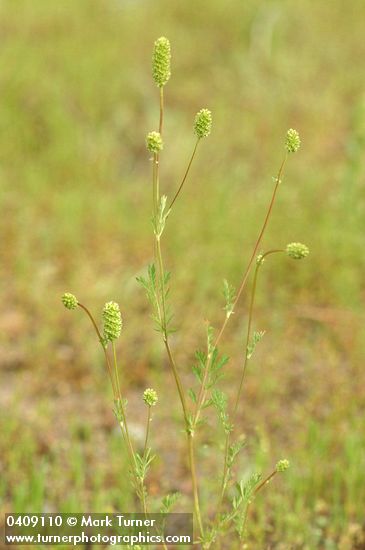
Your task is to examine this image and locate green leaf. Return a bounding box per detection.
[223,279,236,318]
[160,492,180,513]
[134,448,155,481]
[152,195,169,238]
[188,388,197,404]
[246,330,265,359]
[211,389,233,434]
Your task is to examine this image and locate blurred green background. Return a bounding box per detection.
[1,1,364,548]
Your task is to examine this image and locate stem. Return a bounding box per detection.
[159,87,164,134]
[153,87,204,540]
[111,342,150,520]
[163,339,188,421]
[192,154,288,429]
[212,250,283,533]
[254,469,278,496]
[241,469,278,538]
[143,406,152,458]
[153,155,158,217]
[188,432,204,537]
[169,138,200,211]
[111,343,136,464]
[233,249,283,416]
[77,302,117,398]
[77,302,148,515]
[215,154,288,351]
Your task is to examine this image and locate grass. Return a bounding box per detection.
[1,0,365,548]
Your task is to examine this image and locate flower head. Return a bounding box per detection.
[102,301,122,343]
[285,129,301,153]
[62,293,78,310]
[286,242,309,260]
[143,388,158,407]
[194,109,212,139]
[152,37,171,87]
[276,459,290,472]
[146,131,163,154]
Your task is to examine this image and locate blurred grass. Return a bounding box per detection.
[0,0,364,548]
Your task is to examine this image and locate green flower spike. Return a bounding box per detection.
[286,242,309,260]
[194,109,212,139]
[152,37,171,88]
[102,301,122,343]
[62,293,78,310]
[285,129,301,153]
[146,131,163,154]
[143,388,158,407]
[276,459,290,472]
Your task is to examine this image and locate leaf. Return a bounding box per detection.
[134,448,155,481]
[192,350,206,382]
[207,349,229,389]
[152,195,169,238]
[188,388,197,404]
[227,440,246,469]
[235,472,262,503]
[246,330,265,359]
[223,279,236,318]
[137,263,175,334]
[211,389,233,434]
[160,492,180,513]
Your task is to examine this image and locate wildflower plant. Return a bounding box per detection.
[62,37,310,548]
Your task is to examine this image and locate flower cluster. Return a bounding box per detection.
[152,37,171,88]
[285,129,301,153]
[286,242,309,260]
[102,301,122,343]
[194,109,212,139]
[62,293,78,310]
[143,388,158,407]
[146,131,163,154]
[276,459,290,472]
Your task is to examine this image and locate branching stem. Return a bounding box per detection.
[153,87,204,539]
[192,155,288,431]
[214,250,283,531]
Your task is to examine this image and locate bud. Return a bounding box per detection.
[286,242,309,260]
[62,293,78,310]
[152,37,171,88]
[276,459,290,472]
[146,131,163,154]
[143,388,158,407]
[194,109,212,139]
[102,301,122,343]
[285,129,300,153]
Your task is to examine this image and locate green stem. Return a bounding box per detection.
[233,249,283,416]
[214,154,287,351]
[77,302,117,399]
[192,155,288,430]
[169,138,200,211]
[188,432,204,538]
[213,250,284,532]
[153,87,204,540]
[111,343,136,467]
[143,406,152,458]
[77,302,147,514]
[163,338,188,421]
[111,343,149,519]
[159,87,164,134]
[240,469,278,538]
